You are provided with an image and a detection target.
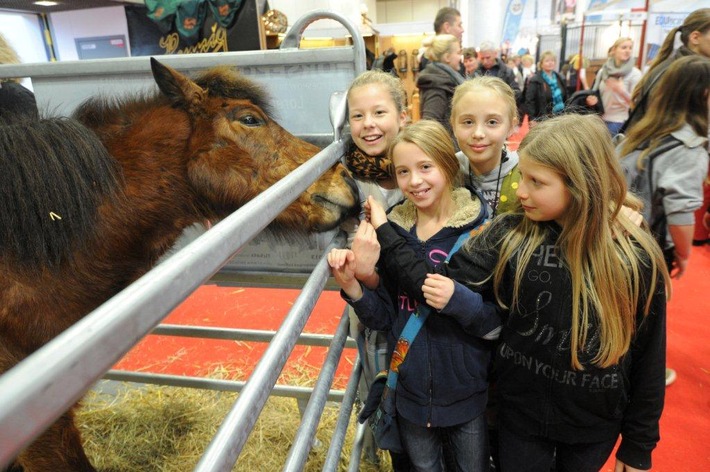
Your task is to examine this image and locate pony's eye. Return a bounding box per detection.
[237,114,263,127]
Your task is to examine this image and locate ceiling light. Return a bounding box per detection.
[34,1,59,6]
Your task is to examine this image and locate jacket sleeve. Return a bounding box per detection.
[376,217,508,304]
[524,79,541,120]
[342,281,397,332]
[655,146,709,226]
[615,269,667,470]
[440,281,502,340]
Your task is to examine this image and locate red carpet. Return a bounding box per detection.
[116,244,709,470]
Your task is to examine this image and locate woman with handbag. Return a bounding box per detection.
[523,51,568,126]
[328,120,501,472]
[585,37,642,136]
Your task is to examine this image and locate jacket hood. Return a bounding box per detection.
[416,63,461,91]
[387,187,483,231]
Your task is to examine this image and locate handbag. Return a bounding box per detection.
[565,88,604,115]
[358,231,471,453]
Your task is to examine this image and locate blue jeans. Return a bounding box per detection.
[604,120,624,137]
[498,423,617,472]
[398,413,488,472]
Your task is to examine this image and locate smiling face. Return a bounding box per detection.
[541,55,556,73]
[452,88,515,175]
[516,154,572,226]
[348,83,407,157]
[392,141,450,212]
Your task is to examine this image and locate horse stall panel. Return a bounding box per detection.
[1,48,357,138]
[0,48,359,283]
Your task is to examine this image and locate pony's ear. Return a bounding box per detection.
[150,57,206,109]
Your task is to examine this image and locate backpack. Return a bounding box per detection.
[623,136,683,252]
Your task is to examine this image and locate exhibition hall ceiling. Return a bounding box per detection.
[0,0,140,14]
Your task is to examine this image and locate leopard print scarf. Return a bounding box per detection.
[344,139,392,182]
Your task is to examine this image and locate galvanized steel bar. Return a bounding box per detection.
[0,141,345,468]
[282,308,351,471]
[323,355,363,472]
[347,422,369,472]
[280,9,366,77]
[102,371,346,402]
[193,239,343,472]
[152,324,357,348]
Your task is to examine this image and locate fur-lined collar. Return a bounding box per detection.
[387,187,481,231]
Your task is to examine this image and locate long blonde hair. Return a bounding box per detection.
[490,114,669,369]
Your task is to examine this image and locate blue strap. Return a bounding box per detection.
[385,231,470,389]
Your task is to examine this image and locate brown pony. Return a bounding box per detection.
[0,58,358,471]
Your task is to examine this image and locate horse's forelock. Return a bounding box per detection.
[194,67,274,117]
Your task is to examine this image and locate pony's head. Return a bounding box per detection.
[149,58,359,232]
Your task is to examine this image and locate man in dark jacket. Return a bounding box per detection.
[419,7,466,76]
[477,40,522,103]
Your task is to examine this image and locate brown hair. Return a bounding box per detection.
[621,55,710,158]
[633,8,710,102]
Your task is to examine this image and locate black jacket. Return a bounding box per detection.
[375,213,666,470]
[524,71,568,121]
[477,59,522,103]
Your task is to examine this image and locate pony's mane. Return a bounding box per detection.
[193,66,274,116]
[72,66,275,131]
[0,117,123,270]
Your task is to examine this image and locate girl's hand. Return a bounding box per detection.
[327,248,363,300]
[585,94,599,106]
[614,459,647,472]
[365,195,388,229]
[619,205,643,227]
[351,221,381,288]
[672,251,689,279]
[422,273,455,311]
